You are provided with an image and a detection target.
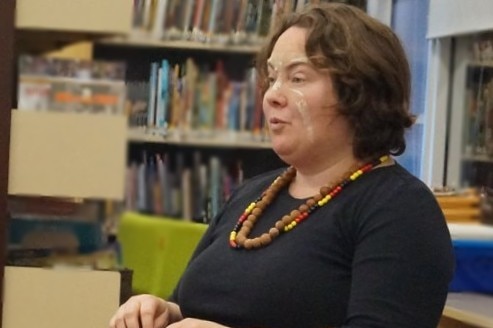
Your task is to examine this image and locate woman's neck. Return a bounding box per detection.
[289,153,361,199]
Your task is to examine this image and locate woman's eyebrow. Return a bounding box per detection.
[267,58,311,72]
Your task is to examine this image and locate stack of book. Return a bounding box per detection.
[124,151,243,222]
[130,0,366,45]
[127,58,265,139]
[17,55,127,115]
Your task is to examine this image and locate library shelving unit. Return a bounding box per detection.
[455,61,493,188]
[91,2,288,222]
[0,3,15,326]
[0,1,134,327]
[11,1,132,199]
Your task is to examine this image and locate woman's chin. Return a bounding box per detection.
[271,140,293,159]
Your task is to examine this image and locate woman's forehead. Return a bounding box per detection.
[270,27,307,56]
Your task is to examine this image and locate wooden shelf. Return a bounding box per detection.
[15,0,132,35]
[3,266,121,328]
[468,61,493,69]
[462,153,493,163]
[99,36,262,54]
[443,293,493,328]
[9,111,127,200]
[127,128,272,149]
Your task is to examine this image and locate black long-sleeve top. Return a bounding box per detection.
[170,163,455,328]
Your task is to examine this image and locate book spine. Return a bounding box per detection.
[147,62,159,127]
[182,0,195,36]
[156,59,170,130]
[207,0,220,38]
[151,0,169,39]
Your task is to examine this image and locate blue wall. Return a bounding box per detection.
[391,0,429,177]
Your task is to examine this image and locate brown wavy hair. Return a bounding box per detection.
[256,3,415,160]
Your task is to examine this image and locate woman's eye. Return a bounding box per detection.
[267,77,276,85]
[291,76,305,83]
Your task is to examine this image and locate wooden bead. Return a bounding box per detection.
[281,215,292,225]
[290,209,301,219]
[275,220,285,230]
[306,199,316,207]
[236,235,247,245]
[263,194,274,204]
[239,227,251,236]
[256,200,267,210]
[243,220,253,229]
[252,238,262,248]
[313,194,323,202]
[252,208,262,216]
[244,239,253,249]
[320,186,330,196]
[269,227,280,237]
[247,214,257,222]
[260,233,272,245]
[299,204,309,212]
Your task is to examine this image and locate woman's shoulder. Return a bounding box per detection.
[353,162,439,209]
[366,162,431,190]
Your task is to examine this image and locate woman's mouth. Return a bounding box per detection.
[269,117,287,124]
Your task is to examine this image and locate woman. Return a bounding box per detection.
[110,3,454,328]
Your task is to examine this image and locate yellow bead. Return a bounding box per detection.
[380,155,389,162]
[318,200,324,206]
[357,170,363,175]
[291,221,297,227]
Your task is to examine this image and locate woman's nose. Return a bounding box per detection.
[264,82,288,108]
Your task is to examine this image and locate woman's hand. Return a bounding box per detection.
[167,318,229,328]
[109,294,182,328]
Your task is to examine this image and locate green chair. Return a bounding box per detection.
[117,212,207,298]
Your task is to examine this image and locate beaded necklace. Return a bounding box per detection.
[229,155,389,250]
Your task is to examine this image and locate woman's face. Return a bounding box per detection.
[263,26,354,166]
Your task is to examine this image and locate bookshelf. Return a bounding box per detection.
[100,37,262,55]
[457,61,493,188]
[0,1,135,326]
[0,1,15,326]
[92,1,315,222]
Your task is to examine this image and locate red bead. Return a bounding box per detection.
[230,240,237,248]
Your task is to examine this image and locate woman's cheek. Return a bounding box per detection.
[289,88,314,141]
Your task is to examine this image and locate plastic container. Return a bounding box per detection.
[449,239,493,293]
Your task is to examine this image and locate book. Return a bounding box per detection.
[151,0,169,39]
[156,59,170,130]
[147,62,159,127]
[126,81,149,127]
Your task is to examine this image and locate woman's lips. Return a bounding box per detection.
[269,117,287,124]
[268,117,288,132]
